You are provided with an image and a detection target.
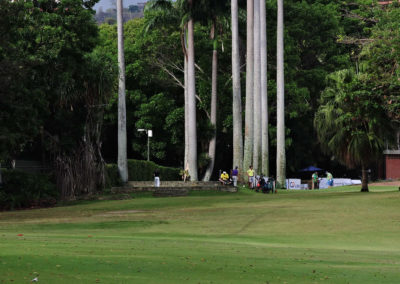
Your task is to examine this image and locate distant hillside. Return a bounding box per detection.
[95,2,146,24]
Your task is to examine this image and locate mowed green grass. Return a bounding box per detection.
[1,185,400,283]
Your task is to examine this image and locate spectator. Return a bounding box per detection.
[154,169,160,187]
[219,171,230,185]
[231,166,239,187]
[247,165,255,189]
[327,171,334,188]
[312,172,318,190]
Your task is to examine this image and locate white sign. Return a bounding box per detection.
[333,178,353,187]
[319,178,329,189]
[319,178,354,189]
[286,179,301,190]
[301,183,309,189]
[285,178,361,190]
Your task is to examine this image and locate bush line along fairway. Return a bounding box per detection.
[0,185,399,283]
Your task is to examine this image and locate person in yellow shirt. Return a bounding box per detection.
[247,165,254,188]
[219,171,230,185]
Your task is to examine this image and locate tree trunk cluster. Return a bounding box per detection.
[117,0,286,185]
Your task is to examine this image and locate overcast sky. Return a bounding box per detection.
[94,0,144,11]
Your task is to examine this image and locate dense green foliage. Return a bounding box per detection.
[97,19,220,171]
[1,0,399,200]
[0,170,57,210]
[0,0,121,199]
[105,164,123,188]
[315,69,393,191]
[314,2,399,191]
[0,0,100,160]
[127,159,181,181]
[360,4,400,121]
[98,0,355,176]
[106,159,180,185]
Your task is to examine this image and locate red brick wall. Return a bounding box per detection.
[386,155,400,179]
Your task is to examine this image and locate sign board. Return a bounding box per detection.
[300,183,309,189]
[286,179,301,190]
[333,178,353,187]
[319,178,354,188]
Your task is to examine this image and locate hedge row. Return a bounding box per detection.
[0,169,58,210]
[106,159,181,186]
[0,160,180,210]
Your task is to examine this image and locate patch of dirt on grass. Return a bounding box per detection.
[370,180,400,186]
[97,210,152,217]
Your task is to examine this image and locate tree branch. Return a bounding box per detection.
[337,37,374,45]
[154,60,184,89]
[340,8,378,24]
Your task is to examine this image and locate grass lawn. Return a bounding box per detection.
[1,185,400,283]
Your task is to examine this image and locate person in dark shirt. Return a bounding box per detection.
[231,166,239,187]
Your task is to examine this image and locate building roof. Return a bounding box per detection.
[378,1,400,5]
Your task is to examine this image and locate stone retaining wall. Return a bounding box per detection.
[111,183,237,195]
[153,188,189,197]
[127,181,221,187]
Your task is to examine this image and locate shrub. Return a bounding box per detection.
[105,160,180,187]
[105,164,123,188]
[0,169,57,210]
[127,159,180,181]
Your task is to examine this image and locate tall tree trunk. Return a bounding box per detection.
[253,0,261,175]
[231,0,243,181]
[276,0,286,188]
[361,164,369,192]
[184,53,189,169]
[203,22,218,181]
[187,18,198,181]
[243,0,254,178]
[117,0,128,183]
[260,0,269,176]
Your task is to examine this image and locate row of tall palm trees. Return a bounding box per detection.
[242,0,285,188]
[117,0,286,188]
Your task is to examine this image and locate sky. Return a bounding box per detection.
[94,0,144,11]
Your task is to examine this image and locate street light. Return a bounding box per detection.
[137,129,152,161]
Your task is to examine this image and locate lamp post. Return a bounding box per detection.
[138,129,152,161]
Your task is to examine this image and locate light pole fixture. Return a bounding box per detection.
[137,129,152,161]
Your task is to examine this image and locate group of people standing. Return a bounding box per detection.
[219,165,275,192]
[246,165,275,191]
[312,171,334,189]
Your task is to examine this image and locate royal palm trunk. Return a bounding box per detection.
[231,0,243,181]
[276,0,286,188]
[244,0,254,178]
[260,0,269,176]
[187,18,198,181]
[253,0,261,175]
[117,0,128,183]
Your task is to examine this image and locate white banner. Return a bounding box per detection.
[319,178,329,189]
[333,178,353,187]
[301,183,309,189]
[286,178,360,190]
[319,178,353,189]
[286,179,301,190]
